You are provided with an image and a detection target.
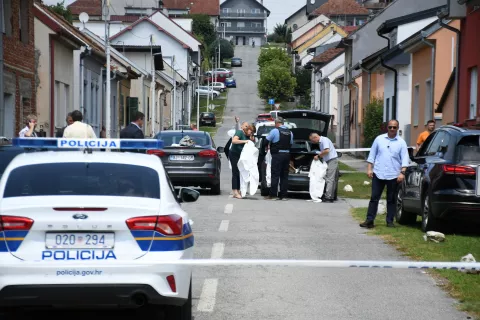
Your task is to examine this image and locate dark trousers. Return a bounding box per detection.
[230,151,241,190]
[270,152,290,198]
[367,174,398,223]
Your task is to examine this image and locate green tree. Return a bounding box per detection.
[294,67,311,96]
[258,64,296,101]
[209,39,234,61]
[258,47,290,70]
[47,0,73,23]
[190,14,216,45]
[273,23,287,42]
[363,97,384,148]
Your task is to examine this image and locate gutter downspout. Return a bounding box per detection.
[439,19,460,123]
[79,47,91,116]
[378,32,398,120]
[49,36,55,137]
[0,0,4,137]
[351,80,360,148]
[157,88,164,133]
[420,33,435,124]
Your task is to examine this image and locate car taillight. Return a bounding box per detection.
[0,216,34,231]
[126,215,183,236]
[442,164,476,175]
[147,149,166,157]
[198,150,217,158]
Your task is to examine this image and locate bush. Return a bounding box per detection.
[258,47,290,70]
[363,97,384,148]
[258,64,296,101]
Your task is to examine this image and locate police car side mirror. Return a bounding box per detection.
[179,187,200,203]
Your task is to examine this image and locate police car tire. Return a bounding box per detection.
[165,281,192,320]
[211,183,221,195]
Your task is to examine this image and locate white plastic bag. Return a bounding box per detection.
[237,141,259,197]
[308,160,328,201]
[265,150,272,187]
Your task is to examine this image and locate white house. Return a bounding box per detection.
[285,5,309,33]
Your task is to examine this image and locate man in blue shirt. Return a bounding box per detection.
[309,132,339,202]
[360,119,410,228]
[265,117,293,200]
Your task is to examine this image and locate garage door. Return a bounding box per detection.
[251,37,262,46]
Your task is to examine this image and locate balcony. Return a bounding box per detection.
[217,26,266,33]
[220,12,267,19]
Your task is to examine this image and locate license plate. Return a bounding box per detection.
[170,155,194,161]
[45,233,114,249]
[204,120,211,123]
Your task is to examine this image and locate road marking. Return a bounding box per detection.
[218,220,229,232]
[197,279,218,312]
[224,203,233,214]
[211,243,224,259]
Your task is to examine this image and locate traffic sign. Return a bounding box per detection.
[268,98,274,105]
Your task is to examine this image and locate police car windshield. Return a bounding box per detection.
[257,126,275,136]
[155,132,211,147]
[3,163,160,199]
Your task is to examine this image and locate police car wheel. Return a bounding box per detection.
[165,281,192,320]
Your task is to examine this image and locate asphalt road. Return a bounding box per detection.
[185,45,469,320]
[2,47,468,320]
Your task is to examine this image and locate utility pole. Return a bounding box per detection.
[103,0,111,138]
[218,40,221,70]
[150,35,157,137]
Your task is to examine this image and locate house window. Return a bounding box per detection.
[469,66,478,119]
[413,84,419,126]
[19,0,29,44]
[2,0,13,36]
[252,22,261,27]
[237,8,246,17]
[237,22,245,28]
[222,8,230,13]
[425,79,432,124]
[251,8,260,13]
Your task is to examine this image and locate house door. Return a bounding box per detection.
[469,67,478,119]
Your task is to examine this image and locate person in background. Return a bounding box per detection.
[416,120,436,151]
[230,122,251,199]
[264,117,293,201]
[56,113,73,138]
[309,132,339,203]
[120,111,145,139]
[19,114,38,137]
[360,119,409,229]
[190,124,198,131]
[100,125,106,138]
[63,110,97,139]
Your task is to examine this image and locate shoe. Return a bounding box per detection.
[276,198,288,201]
[323,198,334,203]
[386,222,396,228]
[360,220,374,228]
[264,196,275,200]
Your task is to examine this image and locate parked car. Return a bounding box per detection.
[225,77,237,88]
[256,110,340,198]
[200,112,216,127]
[213,68,232,75]
[256,113,274,122]
[396,125,480,232]
[196,88,220,98]
[204,72,233,84]
[231,57,242,67]
[149,131,224,194]
[210,82,226,92]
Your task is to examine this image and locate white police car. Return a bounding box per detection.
[0,138,198,319]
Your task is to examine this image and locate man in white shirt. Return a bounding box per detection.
[19,114,38,137]
[309,132,339,202]
[63,110,97,139]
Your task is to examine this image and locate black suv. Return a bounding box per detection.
[199,112,216,127]
[396,125,480,231]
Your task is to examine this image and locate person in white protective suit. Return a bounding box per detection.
[230,122,252,199]
[237,125,260,198]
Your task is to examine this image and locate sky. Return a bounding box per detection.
[42,0,305,34]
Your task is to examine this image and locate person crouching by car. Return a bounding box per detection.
[230,122,252,199]
[264,117,293,201]
[309,132,339,203]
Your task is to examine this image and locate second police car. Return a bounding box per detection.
[0,138,198,319]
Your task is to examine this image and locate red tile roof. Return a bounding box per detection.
[67,0,102,16]
[311,0,369,16]
[341,25,359,34]
[310,48,345,65]
[162,0,219,16]
[110,15,141,23]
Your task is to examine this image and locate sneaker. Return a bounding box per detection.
[386,222,396,228]
[359,220,374,228]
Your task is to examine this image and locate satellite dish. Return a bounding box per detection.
[79,12,90,24]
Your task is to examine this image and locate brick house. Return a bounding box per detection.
[1,0,36,138]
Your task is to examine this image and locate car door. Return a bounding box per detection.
[404,132,437,210]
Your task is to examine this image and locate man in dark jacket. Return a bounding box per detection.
[120,112,145,139]
[56,113,74,138]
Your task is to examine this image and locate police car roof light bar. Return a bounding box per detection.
[12,138,164,150]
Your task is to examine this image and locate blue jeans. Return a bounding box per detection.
[366,174,398,223]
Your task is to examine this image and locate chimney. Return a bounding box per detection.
[158,0,164,8]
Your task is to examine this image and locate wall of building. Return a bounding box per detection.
[2,0,36,138]
[53,40,75,131]
[458,6,480,122]
[286,7,309,32]
[349,76,363,148]
[82,57,103,136]
[292,14,330,43]
[410,46,432,145]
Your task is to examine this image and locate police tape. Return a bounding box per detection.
[336,147,417,153]
[2,259,479,270]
